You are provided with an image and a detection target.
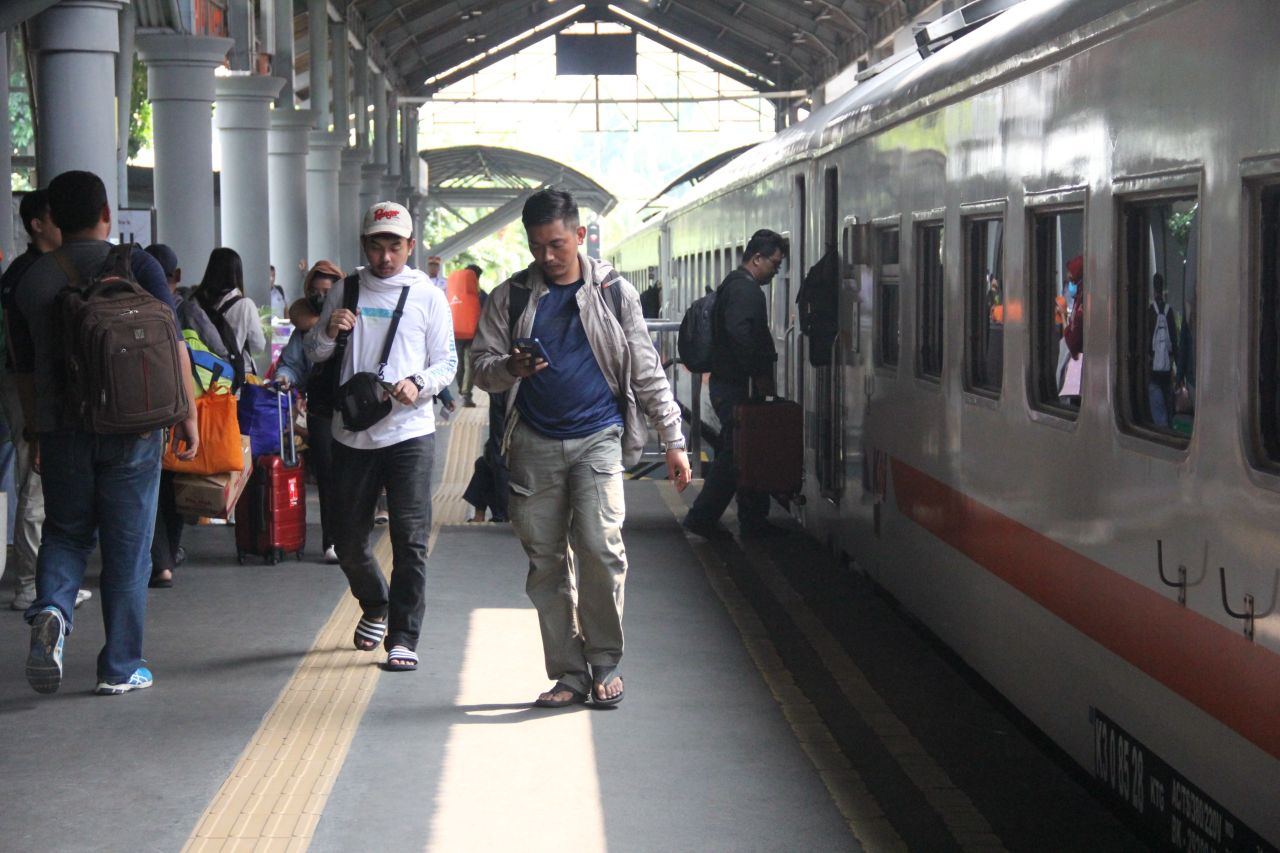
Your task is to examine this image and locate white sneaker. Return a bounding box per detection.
[74,589,93,609]
[10,586,35,611]
[374,509,389,526]
[324,546,339,564]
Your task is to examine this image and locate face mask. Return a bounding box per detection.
[1067,282,1078,298]
[308,292,326,314]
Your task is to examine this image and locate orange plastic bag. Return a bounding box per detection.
[162,387,243,475]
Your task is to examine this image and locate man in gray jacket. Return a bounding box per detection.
[473,189,691,708]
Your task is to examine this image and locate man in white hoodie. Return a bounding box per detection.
[305,202,457,671]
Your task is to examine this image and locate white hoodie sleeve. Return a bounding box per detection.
[416,285,457,403]
[304,279,342,364]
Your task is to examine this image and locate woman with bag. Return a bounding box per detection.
[193,247,267,382]
[275,260,343,563]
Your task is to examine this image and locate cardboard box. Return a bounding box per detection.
[173,436,252,518]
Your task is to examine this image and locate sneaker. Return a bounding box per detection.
[682,516,734,541]
[10,585,35,611]
[26,607,66,694]
[174,546,187,567]
[374,509,389,526]
[324,545,339,564]
[94,666,153,696]
[74,589,93,609]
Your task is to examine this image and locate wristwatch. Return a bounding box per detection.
[410,374,426,393]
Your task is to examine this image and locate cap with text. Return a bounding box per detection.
[362,201,413,239]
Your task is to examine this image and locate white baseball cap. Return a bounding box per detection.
[362,201,413,239]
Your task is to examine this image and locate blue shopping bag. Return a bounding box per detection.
[238,383,289,458]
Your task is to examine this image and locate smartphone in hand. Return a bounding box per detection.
[512,337,553,368]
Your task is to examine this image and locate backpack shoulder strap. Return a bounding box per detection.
[507,280,531,339]
[601,269,623,322]
[342,273,360,310]
[376,286,412,379]
[214,293,244,318]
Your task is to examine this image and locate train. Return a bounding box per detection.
[609,0,1280,847]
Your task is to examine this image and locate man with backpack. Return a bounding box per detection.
[305,202,456,673]
[1147,272,1179,428]
[472,188,691,708]
[11,170,199,696]
[682,229,789,541]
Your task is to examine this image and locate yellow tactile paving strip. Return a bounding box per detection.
[183,397,486,853]
[660,482,1007,853]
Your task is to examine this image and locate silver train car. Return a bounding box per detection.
[612,0,1280,846]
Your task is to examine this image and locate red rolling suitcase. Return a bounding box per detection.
[236,387,306,565]
[733,398,803,496]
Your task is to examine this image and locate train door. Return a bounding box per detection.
[783,174,806,401]
[815,166,845,502]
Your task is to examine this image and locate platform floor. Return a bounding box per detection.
[0,402,1146,853]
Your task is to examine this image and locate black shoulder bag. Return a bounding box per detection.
[336,285,411,432]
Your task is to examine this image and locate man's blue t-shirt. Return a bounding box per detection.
[516,280,623,440]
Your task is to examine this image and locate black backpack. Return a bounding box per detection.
[306,273,361,417]
[796,248,840,366]
[204,293,247,391]
[506,268,623,336]
[677,290,717,373]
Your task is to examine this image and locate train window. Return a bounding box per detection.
[916,222,945,379]
[965,217,1004,395]
[1258,185,1280,463]
[1029,208,1085,417]
[875,227,901,368]
[1119,195,1198,443]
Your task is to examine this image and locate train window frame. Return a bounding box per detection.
[1113,174,1202,451]
[1246,171,1280,477]
[872,215,902,373]
[960,202,1007,401]
[1025,188,1087,428]
[913,211,946,384]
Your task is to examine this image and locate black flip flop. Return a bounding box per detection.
[533,681,589,708]
[591,667,624,708]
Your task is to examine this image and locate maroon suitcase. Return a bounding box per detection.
[236,388,306,565]
[733,398,803,496]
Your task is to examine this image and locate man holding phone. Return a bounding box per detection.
[305,201,457,672]
[473,189,691,708]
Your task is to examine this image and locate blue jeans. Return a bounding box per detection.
[28,431,163,682]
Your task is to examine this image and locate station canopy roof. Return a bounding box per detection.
[312,1,935,98]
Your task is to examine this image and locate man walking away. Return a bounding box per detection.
[682,229,790,541]
[473,188,691,708]
[13,170,199,696]
[305,202,456,672]
[447,264,483,407]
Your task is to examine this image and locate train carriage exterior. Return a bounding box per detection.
[612,0,1280,846]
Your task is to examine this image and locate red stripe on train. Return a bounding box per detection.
[890,458,1280,761]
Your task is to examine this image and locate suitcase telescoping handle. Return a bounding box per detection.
[275,383,297,467]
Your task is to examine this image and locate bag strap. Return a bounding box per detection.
[376,286,411,380]
[52,249,82,290]
[214,293,244,319]
[506,268,623,341]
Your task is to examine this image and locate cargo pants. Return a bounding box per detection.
[507,420,627,695]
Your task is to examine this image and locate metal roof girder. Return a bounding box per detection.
[647,0,820,82]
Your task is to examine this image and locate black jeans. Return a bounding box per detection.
[149,470,184,574]
[684,385,769,531]
[331,433,434,651]
[306,411,336,550]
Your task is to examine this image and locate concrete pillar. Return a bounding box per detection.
[386,93,400,179]
[339,147,366,272]
[0,31,14,266]
[115,6,134,208]
[137,33,233,279]
[308,0,330,130]
[352,50,369,151]
[268,108,313,304]
[215,74,286,310]
[360,162,384,227]
[305,132,343,269]
[329,20,348,144]
[274,0,296,107]
[371,74,387,166]
[29,0,127,212]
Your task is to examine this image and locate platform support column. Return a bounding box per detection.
[307,0,330,130]
[269,108,314,303]
[28,0,128,212]
[339,147,366,272]
[306,132,344,272]
[0,30,13,266]
[329,19,349,141]
[215,74,285,310]
[137,33,232,276]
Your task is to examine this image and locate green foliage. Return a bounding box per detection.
[1168,204,1198,250]
[421,210,532,291]
[10,73,33,153]
[128,57,150,159]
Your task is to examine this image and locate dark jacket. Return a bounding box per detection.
[710,268,776,391]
